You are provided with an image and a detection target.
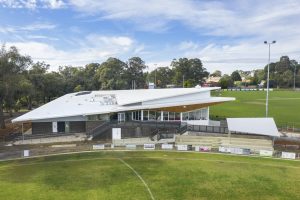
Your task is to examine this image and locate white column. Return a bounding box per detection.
[180,112,183,121]
[141,110,143,121]
[161,111,164,121]
[207,107,209,120]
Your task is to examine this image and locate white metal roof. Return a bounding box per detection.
[12,87,234,123]
[227,118,280,137]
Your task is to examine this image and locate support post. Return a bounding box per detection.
[228,130,231,148]
[141,110,143,121]
[22,123,24,144]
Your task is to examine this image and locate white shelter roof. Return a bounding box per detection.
[13,87,234,123]
[227,118,280,137]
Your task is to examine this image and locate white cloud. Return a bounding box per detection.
[0,0,65,9]
[147,61,172,72]
[67,0,300,36]
[27,35,58,40]
[175,37,300,74]
[66,0,300,73]
[41,0,64,9]
[6,34,139,70]
[2,0,300,73]
[0,22,56,33]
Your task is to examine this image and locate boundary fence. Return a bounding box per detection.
[1,142,299,162]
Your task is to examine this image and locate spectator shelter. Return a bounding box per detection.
[227,118,280,137]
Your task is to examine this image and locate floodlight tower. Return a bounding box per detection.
[264,40,276,117]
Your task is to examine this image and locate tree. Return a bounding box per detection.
[82,63,101,90]
[252,69,264,85]
[263,56,296,88]
[16,76,34,110]
[42,72,65,102]
[211,70,222,77]
[147,67,174,88]
[124,57,147,89]
[27,62,49,107]
[231,70,242,82]
[171,58,208,87]
[0,45,32,128]
[296,71,300,88]
[59,66,85,93]
[219,74,233,89]
[96,58,127,90]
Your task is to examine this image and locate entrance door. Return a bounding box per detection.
[57,122,65,133]
[118,113,125,123]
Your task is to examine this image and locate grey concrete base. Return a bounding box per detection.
[13,133,87,145]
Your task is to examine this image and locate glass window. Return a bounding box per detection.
[163,112,169,121]
[156,111,162,121]
[195,110,201,120]
[201,108,207,120]
[87,115,96,121]
[132,111,141,121]
[189,111,196,120]
[98,114,109,121]
[182,109,207,121]
[182,112,188,121]
[169,112,175,121]
[175,112,181,121]
[143,110,149,121]
[149,111,156,121]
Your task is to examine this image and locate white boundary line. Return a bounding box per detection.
[118,158,155,200]
[0,149,299,163]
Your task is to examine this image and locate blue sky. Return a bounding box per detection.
[1,0,300,73]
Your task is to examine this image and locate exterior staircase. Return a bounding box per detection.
[87,121,111,140]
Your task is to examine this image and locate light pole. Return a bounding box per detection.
[293,62,297,90]
[264,40,276,117]
[154,64,157,88]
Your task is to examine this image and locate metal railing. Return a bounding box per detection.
[187,124,228,134]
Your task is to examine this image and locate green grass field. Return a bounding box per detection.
[210,90,300,127]
[0,151,300,200]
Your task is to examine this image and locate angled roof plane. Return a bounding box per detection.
[13,87,235,123]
